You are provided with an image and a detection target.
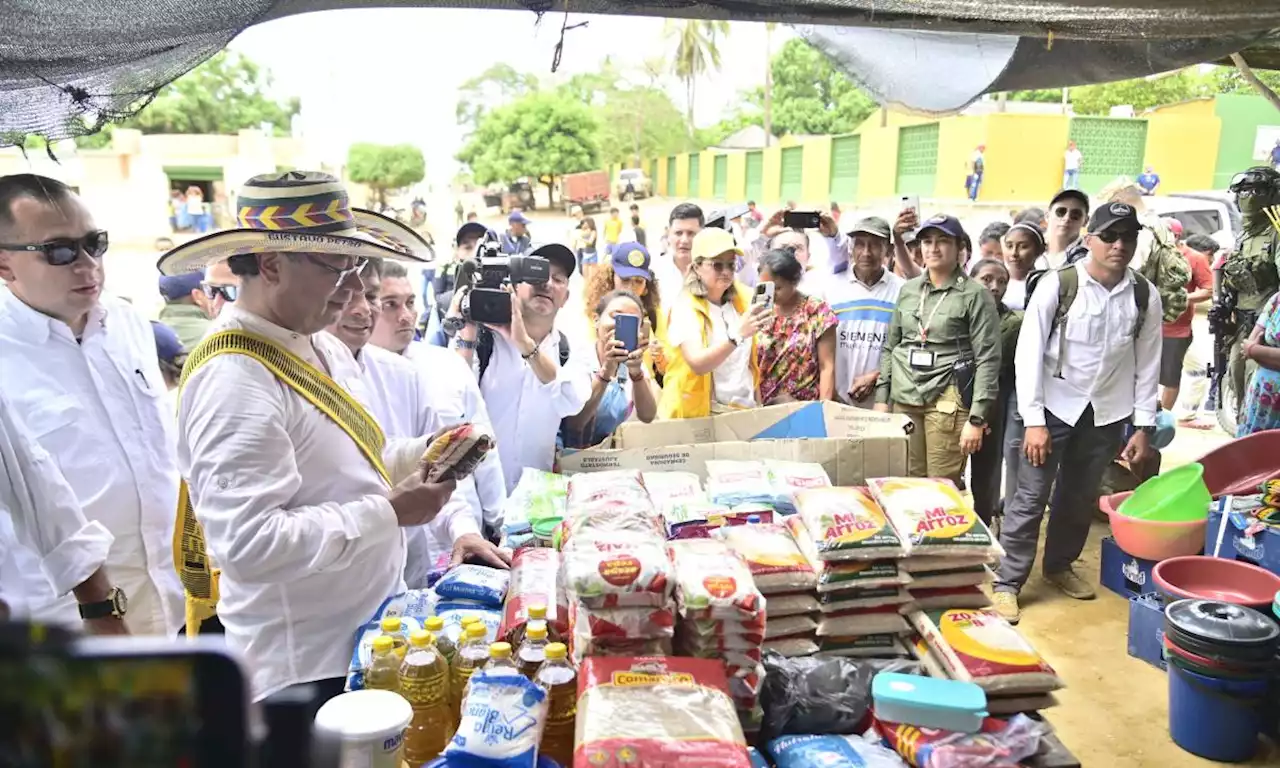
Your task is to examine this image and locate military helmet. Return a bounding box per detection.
[1229,166,1280,195]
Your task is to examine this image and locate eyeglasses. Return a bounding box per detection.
[1092,229,1139,244]
[1053,207,1086,222]
[0,230,109,266]
[299,253,367,286]
[201,283,239,303]
[698,259,736,273]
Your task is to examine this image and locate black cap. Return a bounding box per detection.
[916,214,966,241]
[1088,201,1141,235]
[456,221,490,245]
[1050,188,1090,213]
[530,242,576,276]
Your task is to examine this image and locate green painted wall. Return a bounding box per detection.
[1214,94,1280,189]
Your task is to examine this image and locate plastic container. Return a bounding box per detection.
[1154,556,1280,609]
[1168,658,1269,762]
[1117,463,1211,523]
[871,672,987,733]
[315,689,413,768]
[1107,505,1205,561]
[531,517,561,548]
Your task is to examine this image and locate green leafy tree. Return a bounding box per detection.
[457,63,540,136]
[555,61,691,166]
[666,19,731,128]
[1005,65,1280,115]
[346,143,426,208]
[456,91,600,206]
[752,39,877,136]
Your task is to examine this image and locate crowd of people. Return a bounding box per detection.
[2,161,1277,708]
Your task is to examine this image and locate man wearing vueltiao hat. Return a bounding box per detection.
[160,171,468,703]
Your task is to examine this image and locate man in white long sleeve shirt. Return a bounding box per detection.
[0,388,126,634]
[163,172,449,702]
[0,174,184,636]
[994,202,1160,624]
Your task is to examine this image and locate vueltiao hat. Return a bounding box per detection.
[156,171,433,276]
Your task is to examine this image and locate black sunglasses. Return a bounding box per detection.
[1093,229,1139,244]
[1053,207,1086,222]
[201,283,239,302]
[0,230,109,266]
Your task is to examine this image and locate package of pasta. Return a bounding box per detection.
[717,522,816,595]
[566,469,654,515]
[669,538,764,620]
[764,460,832,514]
[499,548,568,644]
[795,487,907,561]
[868,478,1000,557]
[816,605,911,637]
[574,657,750,768]
[817,633,911,658]
[908,609,1065,695]
[642,471,706,513]
[421,422,496,483]
[562,531,672,608]
[818,586,911,613]
[571,601,675,642]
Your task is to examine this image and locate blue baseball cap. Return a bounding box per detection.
[158,271,203,301]
[150,321,185,364]
[916,214,966,241]
[611,242,652,280]
[508,210,531,226]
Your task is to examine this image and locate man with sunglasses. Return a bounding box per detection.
[157,271,213,349]
[997,202,1161,624]
[200,259,240,319]
[0,173,184,637]
[1036,189,1090,271]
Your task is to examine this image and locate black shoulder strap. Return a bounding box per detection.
[478,330,568,381]
[558,333,570,367]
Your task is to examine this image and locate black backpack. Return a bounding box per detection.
[477,327,570,381]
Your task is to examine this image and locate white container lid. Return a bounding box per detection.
[315,690,412,741]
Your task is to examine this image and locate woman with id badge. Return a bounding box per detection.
[874,215,1001,484]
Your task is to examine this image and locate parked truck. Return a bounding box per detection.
[560,170,610,215]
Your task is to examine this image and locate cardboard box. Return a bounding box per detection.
[1205,502,1280,576]
[557,401,909,486]
[1126,593,1167,671]
[1099,536,1159,599]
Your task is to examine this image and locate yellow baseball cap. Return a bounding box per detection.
[692,228,743,263]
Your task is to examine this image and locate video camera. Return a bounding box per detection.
[456,233,551,325]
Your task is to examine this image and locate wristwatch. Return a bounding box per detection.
[443,316,466,337]
[968,415,986,428]
[79,586,127,620]
[453,337,477,351]
[1136,425,1156,436]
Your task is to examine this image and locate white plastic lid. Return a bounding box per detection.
[314,689,412,741]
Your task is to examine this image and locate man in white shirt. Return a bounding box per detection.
[1063,141,1084,190]
[995,202,1160,624]
[744,209,847,297]
[0,173,184,636]
[656,203,703,310]
[326,258,509,585]
[0,388,126,634]
[824,217,905,408]
[370,259,507,539]
[448,243,593,493]
[1036,189,1090,271]
[163,171,454,702]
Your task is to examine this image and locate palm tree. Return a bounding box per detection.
[665,19,731,130]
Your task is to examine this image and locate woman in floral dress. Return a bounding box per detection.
[1238,291,1280,436]
[755,249,837,404]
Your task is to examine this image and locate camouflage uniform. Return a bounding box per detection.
[1223,167,1280,420]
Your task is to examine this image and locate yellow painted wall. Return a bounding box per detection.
[1146,99,1216,118]
[727,151,747,200]
[1143,114,1221,192]
[656,157,668,199]
[675,153,690,198]
[762,145,783,204]
[857,124,901,200]
[981,114,1071,205]
[699,150,716,199]
[937,116,987,200]
[801,137,833,206]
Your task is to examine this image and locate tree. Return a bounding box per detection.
[666,19,731,128]
[750,38,877,137]
[555,61,691,166]
[456,91,599,207]
[457,63,540,136]
[1004,65,1280,115]
[346,143,425,208]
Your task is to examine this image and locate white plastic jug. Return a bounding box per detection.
[315,689,412,768]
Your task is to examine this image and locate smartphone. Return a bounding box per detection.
[783,210,822,230]
[900,194,920,215]
[754,281,775,310]
[615,312,640,352]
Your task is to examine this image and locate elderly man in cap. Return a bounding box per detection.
[825,216,905,408]
[996,202,1160,623]
[501,210,533,256]
[162,171,461,702]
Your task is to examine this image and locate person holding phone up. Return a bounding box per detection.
[754,249,837,404]
[874,215,1001,485]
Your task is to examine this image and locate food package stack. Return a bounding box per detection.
[718,521,820,659]
[908,608,1064,715]
[668,538,768,732]
[789,487,914,658]
[498,547,569,644]
[500,468,569,549]
[706,459,831,517]
[867,477,1002,616]
[560,470,676,661]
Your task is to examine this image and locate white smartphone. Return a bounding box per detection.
[900,194,920,215]
[754,281,775,310]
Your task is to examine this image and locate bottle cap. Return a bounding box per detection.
[460,616,479,627]
[489,642,513,658]
[409,630,433,647]
[467,623,488,638]
[527,622,548,641]
[747,514,760,524]
[372,636,394,653]
[545,642,568,660]
[528,604,548,620]
[380,616,403,633]
[425,616,444,632]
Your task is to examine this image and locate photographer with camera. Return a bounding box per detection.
[445,239,592,493]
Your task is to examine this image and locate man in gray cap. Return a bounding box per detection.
[157,271,211,349]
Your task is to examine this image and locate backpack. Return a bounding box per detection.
[1027,265,1151,379]
[477,327,570,381]
[1137,218,1190,324]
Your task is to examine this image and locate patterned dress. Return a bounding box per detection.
[756,296,838,404]
[1239,292,1280,436]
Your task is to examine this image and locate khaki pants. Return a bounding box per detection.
[894,384,969,485]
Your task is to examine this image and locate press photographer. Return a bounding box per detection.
[445,238,592,493]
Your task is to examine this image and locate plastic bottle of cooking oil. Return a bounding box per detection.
[451,622,490,723]
[400,630,451,764]
[378,616,410,660]
[364,635,402,694]
[425,616,457,668]
[483,642,518,675]
[535,642,577,768]
[516,622,549,679]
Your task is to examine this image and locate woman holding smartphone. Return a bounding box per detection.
[755,249,837,404]
[562,290,659,447]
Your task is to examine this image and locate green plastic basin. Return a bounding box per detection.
[1116,463,1211,523]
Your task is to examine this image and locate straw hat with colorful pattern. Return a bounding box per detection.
[156,171,434,276]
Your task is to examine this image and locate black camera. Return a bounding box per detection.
[457,236,551,325]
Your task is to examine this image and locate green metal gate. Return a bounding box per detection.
[745,151,764,202]
[649,158,659,188]
[780,146,804,202]
[713,155,729,199]
[895,123,940,196]
[687,155,701,198]
[829,135,860,202]
[1068,117,1148,194]
[666,156,677,197]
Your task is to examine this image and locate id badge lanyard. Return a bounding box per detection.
[910,286,949,368]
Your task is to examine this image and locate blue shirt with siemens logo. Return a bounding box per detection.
[825,268,904,406]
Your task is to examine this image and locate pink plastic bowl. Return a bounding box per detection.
[1153,555,1280,608]
[1105,492,1206,561]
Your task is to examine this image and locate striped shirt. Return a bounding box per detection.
[826,269,904,405]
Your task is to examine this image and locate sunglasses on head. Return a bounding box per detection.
[0,230,109,266]
[201,283,239,303]
[1053,206,1086,222]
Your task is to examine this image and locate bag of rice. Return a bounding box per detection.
[499,548,568,644]
[762,593,820,617]
[904,586,991,612]
[669,538,764,619]
[764,615,818,640]
[900,554,994,573]
[867,478,1000,557]
[718,522,816,595]
[643,471,706,514]
[764,460,832,515]
[567,469,653,514]
[575,657,750,768]
[795,487,907,561]
[768,733,908,768]
[706,459,789,510]
[818,586,911,612]
[761,636,821,657]
[504,468,569,535]
[446,668,548,768]
[571,601,675,642]
[817,605,910,637]
[575,637,674,660]
[562,532,672,608]
[905,566,994,590]
[817,634,911,658]
[786,516,909,593]
[435,564,510,607]
[908,609,1065,695]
